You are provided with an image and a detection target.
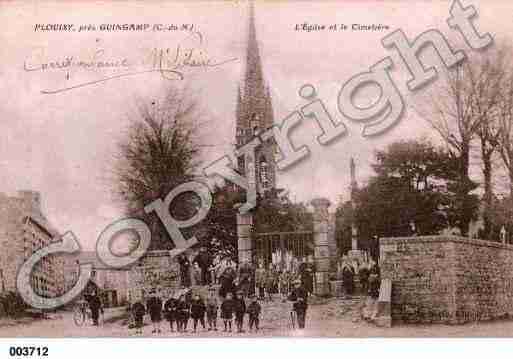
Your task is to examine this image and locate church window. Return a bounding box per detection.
[259,157,269,189]
[250,113,260,135]
[237,156,246,175]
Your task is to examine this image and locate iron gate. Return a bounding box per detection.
[253,231,314,268]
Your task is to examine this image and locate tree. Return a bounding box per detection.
[472,51,505,239]
[497,71,513,198]
[416,54,504,235]
[112,86,203,250]
[199,185,241,261]
[253,189,312,233]
[353,139,477,238]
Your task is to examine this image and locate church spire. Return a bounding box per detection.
[237,1,271,134]
[243,1,266,101]
[235,1,277,194]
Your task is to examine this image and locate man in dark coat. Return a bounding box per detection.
[163,297,178,332]
[178,254,191,288]
[288,280,308,329]
[299,261,315,295]
[146,289,163,334]
[193,247,212,285]
[233,290,246,333]
[85,290,102,326]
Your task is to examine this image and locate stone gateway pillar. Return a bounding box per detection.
[311,197,331,296]
[237,211,254,264]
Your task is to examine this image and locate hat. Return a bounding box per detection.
[293,279,301,284]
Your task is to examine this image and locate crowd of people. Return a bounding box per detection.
[128,278,312,335]
[175,247,317,300]
[124,247,381,335]
[129,286,263,335]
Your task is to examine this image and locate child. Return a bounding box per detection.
[131,300,146,335]
[176,294,190,332]
[163,296,178,332]
[247,297,262,332]
[146,288,163,334]
[233,290,246,333]
[220,292,234,332]
[206,287,218,331]
[190,293,206,332]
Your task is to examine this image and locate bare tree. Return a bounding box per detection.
[497,71,513,198]
[473,53,505,239]
[416,51,504,236]
[112,85,204,250]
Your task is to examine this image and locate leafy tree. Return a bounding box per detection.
[353,139,478,239]
[253,189,312,233]
[199,185,241,261]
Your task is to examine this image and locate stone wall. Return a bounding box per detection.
[380,235,513,324]
[128,250,181,302]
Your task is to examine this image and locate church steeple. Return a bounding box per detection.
[235,1,276,194]
[243,2,266,107]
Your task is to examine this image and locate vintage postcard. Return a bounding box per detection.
[1,0,513,342]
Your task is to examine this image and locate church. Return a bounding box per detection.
[234,3,278,196]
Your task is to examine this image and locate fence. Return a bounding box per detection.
[253,231,314,269]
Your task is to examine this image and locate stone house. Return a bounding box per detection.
[0,190,65,299]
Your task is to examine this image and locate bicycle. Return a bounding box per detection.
[73,300,91,326]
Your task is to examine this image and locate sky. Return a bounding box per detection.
[1,0,512,250]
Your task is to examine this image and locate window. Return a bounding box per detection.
[250,113,260,135]
[259,157,269,189]
[237,156,245,175]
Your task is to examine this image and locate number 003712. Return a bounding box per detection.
[9,346,48,357]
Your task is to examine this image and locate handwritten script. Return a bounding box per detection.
[24,31,238,94]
